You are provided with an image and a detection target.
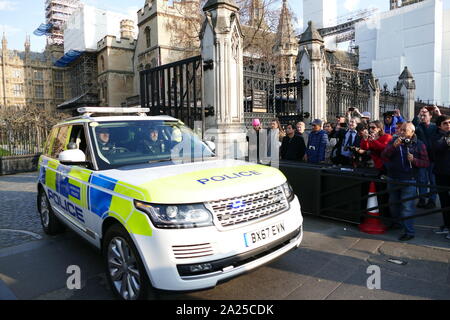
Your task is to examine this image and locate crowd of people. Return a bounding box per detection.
[254,106,450,242]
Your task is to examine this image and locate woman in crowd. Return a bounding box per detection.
[360,120,394,227]
[267,118,286,160]
[360,120,393,173]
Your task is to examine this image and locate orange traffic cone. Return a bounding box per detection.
[359,182,387,234]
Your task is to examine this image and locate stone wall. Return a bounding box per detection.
[0,154,40,176]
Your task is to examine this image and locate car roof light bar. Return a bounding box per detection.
[77,107,150,117]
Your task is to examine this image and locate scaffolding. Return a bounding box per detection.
[57,52,99,111]
[319,8,378,44]
[390,0,425,10]
[45,0,81,46]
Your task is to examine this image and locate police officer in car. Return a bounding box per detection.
[139,127,163,155]
[96,127,115,154]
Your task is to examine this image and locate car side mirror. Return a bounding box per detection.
[59,149,87,165]
[204,141,216,152]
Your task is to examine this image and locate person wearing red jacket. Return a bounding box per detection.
[360,120,394,227]
[360,120,393,173]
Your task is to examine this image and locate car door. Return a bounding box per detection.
[43,124,93,241]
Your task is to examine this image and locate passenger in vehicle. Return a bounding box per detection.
[139,127,164,155]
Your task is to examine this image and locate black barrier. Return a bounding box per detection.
[278,160,450,225]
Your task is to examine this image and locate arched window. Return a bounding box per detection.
[145,27,151,48]
[100,56,105,71]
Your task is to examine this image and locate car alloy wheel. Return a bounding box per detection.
[39,192,50,228]
[107,236,142,300]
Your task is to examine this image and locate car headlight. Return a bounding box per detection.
[282,181,295,202]
[134,200,214,229]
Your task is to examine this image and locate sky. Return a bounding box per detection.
[0,0,389,52]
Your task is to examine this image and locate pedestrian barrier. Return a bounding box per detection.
[278,160,450,225]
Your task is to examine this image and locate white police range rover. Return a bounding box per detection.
[37,107,303,300]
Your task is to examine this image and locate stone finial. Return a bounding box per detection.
[299,21,323,44]
[399,66,414,80]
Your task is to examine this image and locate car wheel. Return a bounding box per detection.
[103,224,153,300]
[37,188,64,235]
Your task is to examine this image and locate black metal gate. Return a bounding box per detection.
[140,55,204,131]
[274,72,309,126]
[326,68,372,120]
[379,83,404,117]
[243,59,277,128]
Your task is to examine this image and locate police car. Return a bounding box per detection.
[37,107,303,300]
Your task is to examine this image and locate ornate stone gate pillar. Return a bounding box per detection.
[296,21,327,122]
[368,74,381,120]
[397,67,416,121]
[200,0,248,159]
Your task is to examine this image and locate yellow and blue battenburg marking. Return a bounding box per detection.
[88,174,119,219]
[38,156,154,237]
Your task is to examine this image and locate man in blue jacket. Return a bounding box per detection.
[306,119,328,164]
[383,109,405,135]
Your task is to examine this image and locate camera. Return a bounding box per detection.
[400,137,412,145]
[344,146,358,153]
[348,107,355,112]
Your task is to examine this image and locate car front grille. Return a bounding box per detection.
[208,186,289,228]
[172,243,215,260]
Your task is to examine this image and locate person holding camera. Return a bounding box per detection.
[346,107,371,125]
[360,120,393,173]
[381,122,430,241]
[332,117,361,166]
[383,109,405,135]
[413,106,441,209]
[431,115,450,238]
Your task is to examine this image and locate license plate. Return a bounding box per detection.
[244,221,286,248]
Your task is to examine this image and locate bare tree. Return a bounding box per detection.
[164,0,284,63]
[0,106,68,155]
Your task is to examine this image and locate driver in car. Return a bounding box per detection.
[96,127,115,154]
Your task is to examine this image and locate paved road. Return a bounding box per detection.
[1,172,449,300]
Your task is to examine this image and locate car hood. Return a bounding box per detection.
[101,159,287,203]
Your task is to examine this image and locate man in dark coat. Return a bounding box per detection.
[281,124,306,161]
[381,122,430,241]
[413,106,440,209]
[432,115,450,238]
[332,117,362,166]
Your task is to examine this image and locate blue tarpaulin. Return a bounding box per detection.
[33,23,53,36]
[54,50,84,67]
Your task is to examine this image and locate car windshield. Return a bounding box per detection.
[89,120,214,170]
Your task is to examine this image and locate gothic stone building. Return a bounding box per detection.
[0,35,68,111]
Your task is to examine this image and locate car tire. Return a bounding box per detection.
[103,224,154,300]
[37,188,65,235]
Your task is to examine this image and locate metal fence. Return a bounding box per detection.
[140,55,204,131]
[0,123,48,156]
[379,83,404,117]
[326,67,372,120]
[243,59,276,114]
